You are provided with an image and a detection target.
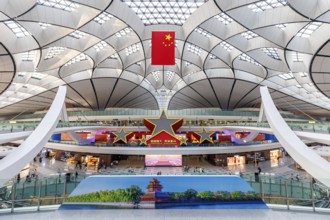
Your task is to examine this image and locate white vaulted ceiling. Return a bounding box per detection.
[0,0,330,116]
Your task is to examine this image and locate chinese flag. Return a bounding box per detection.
[151,31,175,65]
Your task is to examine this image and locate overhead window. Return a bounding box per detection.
[296,22,322,38]
[214,13,233,25]
[248,0,288,13]
[262,48,281,60]
[94,12,113,24]
[38,0,79,12]
[4,21,30,38]
[121,0,206,25]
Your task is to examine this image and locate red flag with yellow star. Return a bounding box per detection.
[151,31,175,65]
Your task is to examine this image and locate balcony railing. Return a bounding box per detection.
[0,172,329,213]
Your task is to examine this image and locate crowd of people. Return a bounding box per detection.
[20,168,39,183]
[291,173,301,181]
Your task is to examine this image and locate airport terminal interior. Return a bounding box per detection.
[1,0,330,219]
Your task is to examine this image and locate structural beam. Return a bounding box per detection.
[61,103,93,144]
[3,125,330,145]
[0,86,67,187]
[223,130,259,144]
[45,141,283,155]
[260,86,330,188]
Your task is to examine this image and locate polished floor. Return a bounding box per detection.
[0,209,329,220]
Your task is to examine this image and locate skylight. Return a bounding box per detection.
[292,52,303,62]
[209,54,218,59]
[300,72,308,77]
[296,22,322,38]
[241,31,258,40]
[4,21,30,38]
[93,41,107,52]
[21,51,36,61]
[31,72,46,80]
[248,0,288,13]
[279,72,294,80]
[69,30,86,39]
[121,0,206,25]
[238,53,261,66]
[115,28,132,37]
[38,0,79,12]
[187,44,201,56]
[109,54,118,59]
[262,48,281,60]
[275,23,287,30]
[45,47,65,59]
[125,44,140,56]
[152,71,160,81]
[94,12,113,24]
[220,41,233,52]
[194,28,212,38]
[214,13,233,25]
[166,71,175,81]
[18,72,27,77]
[39,22,51,29]
[64,53,88,66]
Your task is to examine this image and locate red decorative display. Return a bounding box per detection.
[144,111,183,147]
[146,131,180,147]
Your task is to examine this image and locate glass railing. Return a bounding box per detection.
[0,175,86,212]
[0,121,329,134]
[241,173,330,211]
[0,172,329,213]
[5,109,308,120]
[48,139,279,148]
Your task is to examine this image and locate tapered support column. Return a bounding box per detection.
[260,86,330,188]
[0,86,67,187]
[258,104,265,122]
[60,105,93,144]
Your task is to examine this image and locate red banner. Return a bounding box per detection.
[151,31,175,65]
[146,131,180,147]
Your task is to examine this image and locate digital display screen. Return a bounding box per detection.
[145,155,182,167]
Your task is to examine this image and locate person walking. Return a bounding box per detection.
[312,177,316,185]
[57,168,61,183]
[258,166,261,174]
[17,173,21,183]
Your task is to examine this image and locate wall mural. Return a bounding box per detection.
[60,176,268,210]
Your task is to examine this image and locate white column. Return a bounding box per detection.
[258,104,265,122]
[0,86,67,187]
[60,104,93,144]
[260,86,330,188]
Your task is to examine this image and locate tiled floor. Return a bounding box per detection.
[0,209,329,220]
